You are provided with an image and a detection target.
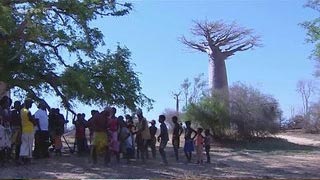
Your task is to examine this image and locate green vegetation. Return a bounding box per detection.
[0,1,153,113]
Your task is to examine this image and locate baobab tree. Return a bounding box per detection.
[181,20,261,98]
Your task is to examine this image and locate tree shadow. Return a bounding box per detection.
[218,137,320,152]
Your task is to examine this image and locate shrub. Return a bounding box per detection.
[229,82,282,138]
[184,95,230,137]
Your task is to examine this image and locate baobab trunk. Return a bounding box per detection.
[208,57,229,107]
[209,57,229,98]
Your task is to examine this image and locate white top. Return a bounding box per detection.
[34,109,48,131]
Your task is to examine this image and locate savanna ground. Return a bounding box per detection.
[1,130,320,179]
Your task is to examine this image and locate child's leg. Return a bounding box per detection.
[91,146,97,164]
[173,145,179,161]
[104,146,110,165]
[205,145,210,163]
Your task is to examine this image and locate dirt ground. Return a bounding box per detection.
[1,130,320,179]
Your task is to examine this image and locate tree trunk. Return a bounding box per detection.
[208,56,229,108]
[209,57,228,92]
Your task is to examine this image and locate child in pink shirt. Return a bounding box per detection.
[195,128,204,164]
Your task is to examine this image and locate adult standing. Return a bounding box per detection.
[20,99,37,164]
[34,102,49,158]
[87,110,110,165]
[135,109,150,163]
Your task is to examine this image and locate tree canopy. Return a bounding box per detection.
[0,0,153,113]
[301,0,320,75]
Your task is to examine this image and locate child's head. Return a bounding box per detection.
[150,119,156,126]
[185,121,191,127]
[158,115,166,123]
[172,116,178,123]
[204,129,210,136]
[118,115,124,122]
[197,127,203,133]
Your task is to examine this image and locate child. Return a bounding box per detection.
[0,118,11,167]
[204,129,213,163]
[86,110,109,165]
[157,115,169,165]
[73,113,88,155]
[119,117,134,163]
[195,128,204,164]
[172,116,183,161]
[147,120,157,159]
[184,121,197,163]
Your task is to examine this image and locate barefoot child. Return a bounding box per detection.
[184,121,197,163]
[157,115,169,165]
[195,128,204,164]
[172,116,183,161]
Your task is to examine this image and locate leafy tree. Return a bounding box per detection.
[181,20,260,98]
[301,0,320,65]
[0,1,153,113]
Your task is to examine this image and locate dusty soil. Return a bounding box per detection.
[1,130,320,179]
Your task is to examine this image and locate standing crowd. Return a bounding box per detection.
[0,96,213,167]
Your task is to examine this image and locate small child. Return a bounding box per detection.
[204,129,213,163]
[195,128,204,164]
[0,118,12,167]
[119,118,134,163]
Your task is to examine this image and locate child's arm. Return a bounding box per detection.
[191,128,197,140]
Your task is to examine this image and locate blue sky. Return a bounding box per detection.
[28,0,319,122]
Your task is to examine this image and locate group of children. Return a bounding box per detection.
[73,107,213,165]
[0,95,213,167]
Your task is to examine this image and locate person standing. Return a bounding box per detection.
[20,99,37,164]
[172,116,183,162]
[0,96,12,166]
[49,108,65,156]
[157,115,169,165]
[10,101,22,162]
[108,107,120,163]
[87,110,110,165]
[73,113,88,155]
[184,121,197,163]
[195,128,204,164]
[147,120,157,159]
[34,102,49,158]
[135,109,150,163]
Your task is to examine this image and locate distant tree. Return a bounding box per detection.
[0,1,153,113]
[296,79,316,118]
[180,73,208,110]
[181,20,260,98]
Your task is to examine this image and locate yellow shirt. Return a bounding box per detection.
[21,108,34,133]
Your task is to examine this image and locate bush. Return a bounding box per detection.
[184,95,230,137]
[229,82,281,138]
